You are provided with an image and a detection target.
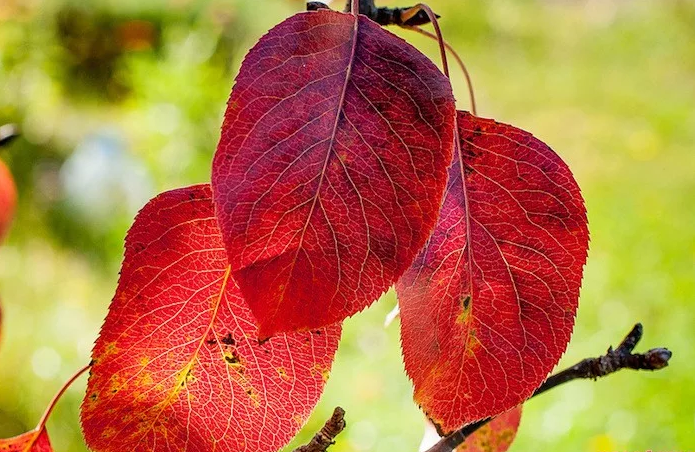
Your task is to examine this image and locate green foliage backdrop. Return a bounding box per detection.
[1,0,693,450]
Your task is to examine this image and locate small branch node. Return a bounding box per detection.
[616,322,643,354]
[342,0,440,26]
[293,407,347,452]
[306,2,331,11]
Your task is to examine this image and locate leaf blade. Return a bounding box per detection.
[81,184,341,452]
[397,112,589,432]
[0,428,53,452]
[456,407,522,452]
[212,10,455,337]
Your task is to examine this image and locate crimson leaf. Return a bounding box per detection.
[397,112,589,432]
[212,9,456,337]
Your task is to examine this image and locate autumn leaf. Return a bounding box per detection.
[397,112,589,432]
[0,428,53,452]
[418,407,521,452]
[0,159,16,243]
[81,185,342,452]
[212,9,456,337]
[456,407,522,452]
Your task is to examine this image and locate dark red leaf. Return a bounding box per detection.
[212,10,455,337]
[456,407,522,452]
[81,185,341,452]
[397,112,589,432]
[0,428,53,452]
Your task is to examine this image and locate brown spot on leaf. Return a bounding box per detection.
[221,333,235,346]
[225,354,240,365]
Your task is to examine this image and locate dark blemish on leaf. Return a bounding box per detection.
[224,351,240,365]
[205,336,217,346]
[313,330,322,335]
[180,368,194,387]
[457,296,472,324]
[246,389,253,395]
[188,191,197,200]
[133,242,146,253]
[462,296,471,310]
[221,333,235,346]
[473,126,483,137]
[463,146,478,159]
[257,337,270,346]
[89,393,98,401]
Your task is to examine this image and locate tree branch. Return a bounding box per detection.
[533,323,670,397]
[293,407,347,452]
[424,323,672,452]
[306,1,439,27]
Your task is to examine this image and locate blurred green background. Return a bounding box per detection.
[0,0,693,450]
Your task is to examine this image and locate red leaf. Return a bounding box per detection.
[396,112,589,432]
[456,407,522,452]
[212,10,455,337]
[0,160,17,243]
[0,428,53,452]
[81,185,341,452]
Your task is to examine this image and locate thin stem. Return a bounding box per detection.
[427,418,489,452]
[412,4,449,78]
[352,0,360,17]
[35,363,91,431]
[424,323,672,452]
[402,25,477,115]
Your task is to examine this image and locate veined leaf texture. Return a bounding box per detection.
[75,5,592,450]
[212,9,456,337]
[0,429,53,452]
[397,112,589,432]
[81,185,341,452]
